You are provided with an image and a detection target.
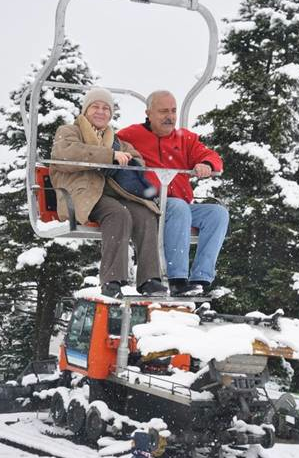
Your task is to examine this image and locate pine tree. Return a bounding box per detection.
[194,0,299,315]
[0,38,101,378]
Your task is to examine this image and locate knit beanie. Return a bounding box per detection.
[81,87,114,116]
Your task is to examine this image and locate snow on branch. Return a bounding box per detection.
[16,247,47,270]
[292,273,299,293]
[38,109,75,126]
[269,11,291,28]
[274,63,299,80]
[7,168,26,182]
[281,0,299,11]
[230,142,281,172]
[272,175,299,209]
[254,7,291,28]
[225,20,256,34]
[193,177,222,201]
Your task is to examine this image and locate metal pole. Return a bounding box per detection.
[116,300,132,375]
[26,0,71,237]
[180,2,218,127]
[155,170,180,279]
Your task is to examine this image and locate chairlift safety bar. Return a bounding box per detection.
[42,159,222,177]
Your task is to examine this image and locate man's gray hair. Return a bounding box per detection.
[146,90,175,110]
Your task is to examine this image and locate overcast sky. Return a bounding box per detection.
[0,0,241,160]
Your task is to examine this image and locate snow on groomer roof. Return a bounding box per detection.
[74,287,299,363]
[133,309,299,363]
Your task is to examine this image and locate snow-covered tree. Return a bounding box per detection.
[0,39,101,378]
[195,0,299,315]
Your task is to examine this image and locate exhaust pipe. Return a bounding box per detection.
[116,300,132,375]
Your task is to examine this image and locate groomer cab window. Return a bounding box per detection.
[66,300,95,354]
[108,305,148,336]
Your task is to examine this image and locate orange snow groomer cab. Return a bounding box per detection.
[59,297,191,380]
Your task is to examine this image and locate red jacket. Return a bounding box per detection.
[117,124,223,203]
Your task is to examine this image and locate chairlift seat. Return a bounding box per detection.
[35,165,100,236]
[35,165,199,241]
[35,165,58,222]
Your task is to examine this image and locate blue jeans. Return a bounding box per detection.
[164,198,229,283]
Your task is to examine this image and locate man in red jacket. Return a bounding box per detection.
[118,91,229,296]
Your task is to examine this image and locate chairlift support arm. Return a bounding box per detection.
[131,0,219,127]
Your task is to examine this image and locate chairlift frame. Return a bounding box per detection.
[21,0,219,277]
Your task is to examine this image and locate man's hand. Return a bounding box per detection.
[114,151,132,166]
[194,163,212,178]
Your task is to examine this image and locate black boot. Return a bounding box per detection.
[137,278,168,296]
[102,281,123,299]
[169,278,203,297]
[189,280,211,295]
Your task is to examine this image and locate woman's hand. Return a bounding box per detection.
[114,151,132,166]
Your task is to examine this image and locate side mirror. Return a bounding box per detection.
[54,297,74,320]
[54,302,64,319]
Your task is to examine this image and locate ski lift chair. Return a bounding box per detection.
[21,0,219,276]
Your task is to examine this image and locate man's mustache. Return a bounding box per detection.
[162,118,174,125]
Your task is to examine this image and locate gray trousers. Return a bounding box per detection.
[89,196,161,287]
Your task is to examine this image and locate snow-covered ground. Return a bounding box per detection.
[1,411,299,458]
[0,412,99,458]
